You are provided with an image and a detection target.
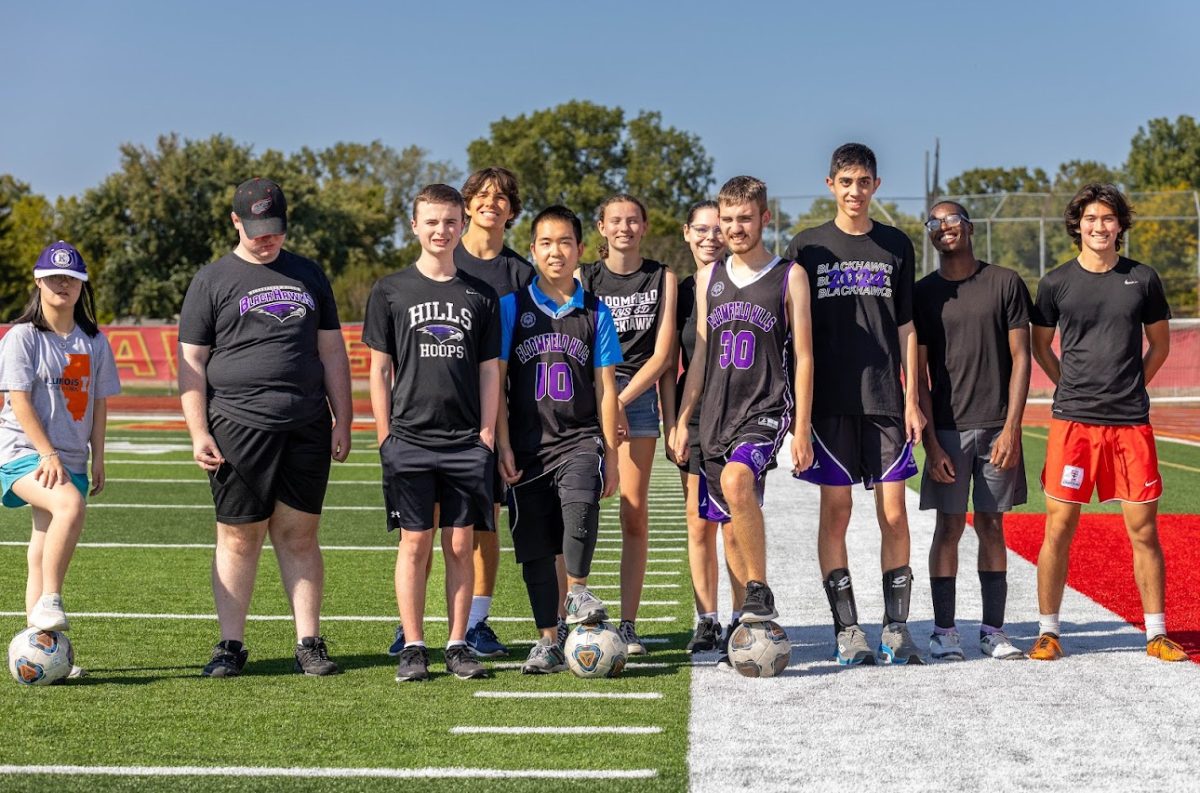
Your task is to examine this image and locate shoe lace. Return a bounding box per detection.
[620,621,639,643]
[307,637,331,661]
[399,645,426,666]
[475,619,499,643]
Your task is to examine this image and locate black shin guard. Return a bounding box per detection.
[823,568,859,632]
[979,570,1008,629]
[561,501,599,578]
[521,555,559,630]
[930,576,956,630]
[883,565,913,624]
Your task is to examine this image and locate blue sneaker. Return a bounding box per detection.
[386,625,405,657]
[466,618,509,658]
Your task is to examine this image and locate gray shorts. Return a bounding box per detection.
[919,427,1027,514]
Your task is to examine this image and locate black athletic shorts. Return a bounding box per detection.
[673,421,703,476]
[380,435,494,532]
[507,451,603,563]
[797,414,918,488]
[208,411,332,525]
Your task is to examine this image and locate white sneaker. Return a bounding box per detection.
[29,594,69,632]
[929,630,965,661]
[980,630,1025,660]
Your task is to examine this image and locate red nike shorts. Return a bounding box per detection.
[1041,419,1162,504]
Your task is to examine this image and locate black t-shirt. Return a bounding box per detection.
[579,259,666,380]
[1032,257,1171,425]
[914,262,1032,430]
[454,243,534,298]
[785,220,914,418]
[675,275,701,427]
[361,266,500,448]
[178,250,340,431]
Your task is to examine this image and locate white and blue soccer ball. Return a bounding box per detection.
[729,621,791,678]
[8,627,73,686]
[565,622,626,679]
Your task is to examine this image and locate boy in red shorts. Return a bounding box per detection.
[1029,183,1186,662]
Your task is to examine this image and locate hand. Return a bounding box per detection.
[498,443,522,485]
[330,418,351,463]
[671,423,690,464]
[35,454,67,488]
[925,441,956,484]
[479,426,496,452]
[192,432,225,472]
[602,451,620,499]
[664,424,678,464]
[90,457,106,496]
[904,401,926,444]
[791,431,813,475]
[616,403,629,444]
[989,427,1021,471]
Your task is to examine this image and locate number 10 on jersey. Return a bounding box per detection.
[535,361,574,401]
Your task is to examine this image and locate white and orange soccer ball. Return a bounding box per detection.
[8,627,73,686]
[564,622,627,679]
[728,621,791,678]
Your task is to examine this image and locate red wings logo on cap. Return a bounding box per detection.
[251,198,273,215]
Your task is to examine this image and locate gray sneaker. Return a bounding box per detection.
[565,586,609,625]
[394,644,429,682]
[980,630,1025,660]
[618,620,647,656]
[929,630,966,662]
[878,622,924,665]
[294,636,339,676]
[835,625,875,666]
[521,638,567,674]
[445,645,490,680]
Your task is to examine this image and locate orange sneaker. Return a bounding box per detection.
[1028,633,1064,661]
[1147,635,1189,662]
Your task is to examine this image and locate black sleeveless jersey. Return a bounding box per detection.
[579,259,666,379]
[676,274,700,429]
[698,258,794,457]
[506,286,605,478]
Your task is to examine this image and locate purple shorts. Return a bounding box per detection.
[794,414,917,489]
[699,436,779,524]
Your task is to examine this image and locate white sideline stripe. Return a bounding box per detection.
[0,610,676,623]
[589,584,680,590]
[508,637,671,647]
[595,538,685,544]
[476,692,663,700]
[589,559,681,565]
[0,541,685,558]
[450,726,662,735]
[490,662,672,671]
[588,571,678,576]
[0,764,656,780]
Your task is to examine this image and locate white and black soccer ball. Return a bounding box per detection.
[564,622,626,679]
[8,627,72,686]
[728,621,791,678]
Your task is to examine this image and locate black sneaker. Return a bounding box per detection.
[739,580,778,623]
[686,617,723,654]
[445,645,490,680]
[716,619,739,671]
[294,636,339,676]
[202,640,248,678]
[395,645,430,682]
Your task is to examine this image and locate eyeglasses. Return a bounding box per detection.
[924,213,969,233]
[689,225,723,238]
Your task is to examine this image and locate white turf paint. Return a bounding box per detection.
[450,726,661,735]
[508,637,671,647]
[689,443,1200,792]
[477,691,662,700]
[0,611,677,624]
[0,765,656,780]
[587,570,678,576]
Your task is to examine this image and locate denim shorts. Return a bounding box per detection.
[618,374,661,439]
[0,454,89,508]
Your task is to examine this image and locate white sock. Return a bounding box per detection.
[1039,613,1060,637]
[1144,613,1166,641]
[468,596,492,629]
[699,611,717,622]
[446,639,467,649]
[731,611,743,624]
[404,640,426,648]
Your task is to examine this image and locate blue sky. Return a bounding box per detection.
[4,1,1197,207]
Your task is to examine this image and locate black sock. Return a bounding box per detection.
[930,576,956,630]
[823,568,858,633]
[979,570,1007,629]
[561,501,599,578]
[521,555,559,630]
[883,565,913,624]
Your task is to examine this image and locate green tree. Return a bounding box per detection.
[945,166,1051,196]
[1126,115,1200,190]
[0,177,57,319]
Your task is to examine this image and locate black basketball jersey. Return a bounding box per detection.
[507,286,605,477]
[698,257,794,457]
[579,259,666,379]
[676,274,701,429]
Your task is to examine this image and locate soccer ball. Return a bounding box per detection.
[8,627,73,686]
[564,622,626,678]
[728,621,791,678]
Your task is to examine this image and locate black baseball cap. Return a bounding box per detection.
[233,178,287,238]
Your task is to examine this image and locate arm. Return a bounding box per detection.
[7,391,67,487]
[318,328,353,463]
[596,365,621,498]
[179,342,224,472]
[618,270,678,405]
[1030,325,1060,385]
[786,266,814,474]
[478,358,500,451]
[90,397,108,495]
[989,327,1031,470]
[1143,320,1170,385]
[898,320,925,443]
[658,336,680,463]
[367,349,394,447]
[672,268,711,463]
[916,344,954,483]
[495,360,521,484]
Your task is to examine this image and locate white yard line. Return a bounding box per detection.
[0,765,656,780]
[449,726,662,734]
[476,692,663,700]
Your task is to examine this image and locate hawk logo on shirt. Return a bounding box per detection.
[239,285,316,323]
[418,325,465,344]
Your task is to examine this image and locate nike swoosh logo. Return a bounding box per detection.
[1145,480,1159,488]
[1124,279,1138,285]
[466,289,479,295]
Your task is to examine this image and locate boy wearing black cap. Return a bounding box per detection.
[179,178,353,678]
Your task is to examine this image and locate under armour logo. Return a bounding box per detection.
[389,511,403,519]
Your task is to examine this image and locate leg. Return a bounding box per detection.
[1037,498,1081,616]
[817,485,853,576]
[395,529,435,644]
[617,437,655,622]
[470,509,500,621]
[684,471,719,616]
[442,525,476,643]
[1121,501,1165,614]
[212,519,269,643]
[25,506,52,616]
[720,462,766,583]
[267,501,324,641]
[12,476,87,602]
[874,480,911,573]
[929,512,967,631]
[973,511,1010,633]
